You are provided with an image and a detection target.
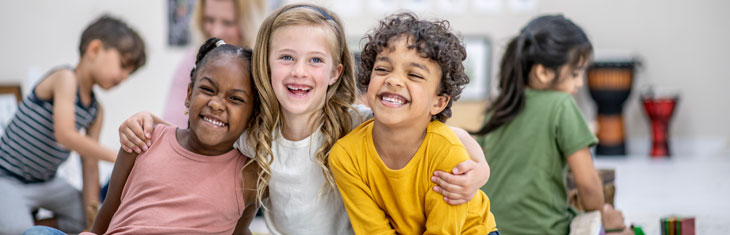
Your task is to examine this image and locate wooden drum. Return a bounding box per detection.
[587,61,636,155]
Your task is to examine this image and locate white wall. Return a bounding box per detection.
[1,0,728,157]
[0,0,187,153]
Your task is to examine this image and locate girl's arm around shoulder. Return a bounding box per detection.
[90,148,138,234]
[233,160,262,235]
[431,126,491,205]
[119,111,172,154]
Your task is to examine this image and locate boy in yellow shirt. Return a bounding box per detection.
[329,13,499,235]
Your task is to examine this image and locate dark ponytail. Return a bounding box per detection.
[189,37,254,89]
[472,15,592,135]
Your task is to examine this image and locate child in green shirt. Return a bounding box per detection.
[473,15,631,234]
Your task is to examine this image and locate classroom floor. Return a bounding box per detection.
[594,154,730,234]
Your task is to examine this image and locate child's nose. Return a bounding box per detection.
[384,74,404,88]
[208,96,225,111]
[290,60,307,78]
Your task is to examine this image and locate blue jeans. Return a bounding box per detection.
[23,226,66,235]
[489,231,501,235]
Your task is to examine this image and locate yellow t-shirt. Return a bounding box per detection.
[330,119,498,235]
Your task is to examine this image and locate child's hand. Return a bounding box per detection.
[431,159,482,205]
[118,112,154,153]
[602,204,630,233]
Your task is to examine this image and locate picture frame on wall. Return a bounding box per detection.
[168,0,195,47]
[460,36,491,101]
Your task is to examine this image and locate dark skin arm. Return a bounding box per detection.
[90,148,138,234]
[232,160,262,235]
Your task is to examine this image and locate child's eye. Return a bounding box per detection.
[409,73,424,79]
[310,57,323,63]
[374,67,389,73]
[200,86,215,94]
[280,55,293,61]
[230,96,246,104]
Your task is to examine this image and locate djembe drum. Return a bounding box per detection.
[642,92,678,157]
[587,61,636,155]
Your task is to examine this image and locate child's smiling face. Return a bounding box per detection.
[186,55,253,151]
[268,24,342,119]
[366,36,449,127]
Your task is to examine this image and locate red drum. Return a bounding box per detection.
[642,93,678,157]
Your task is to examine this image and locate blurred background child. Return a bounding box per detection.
[473,15,630,234]
[0,15,145,234]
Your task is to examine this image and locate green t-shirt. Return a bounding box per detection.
[477,89,598,235]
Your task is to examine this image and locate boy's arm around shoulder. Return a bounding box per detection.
[233,159,262,235]
[424,145,472,235]
[90,148,138,234]
[328,143,396,235]
[50,73,116,162]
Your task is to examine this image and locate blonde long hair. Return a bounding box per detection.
[191,0,266,48]
[246,3,356,206]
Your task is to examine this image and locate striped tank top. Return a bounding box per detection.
[0,67,99,183]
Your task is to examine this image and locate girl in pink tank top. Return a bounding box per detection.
[89,38,261,235]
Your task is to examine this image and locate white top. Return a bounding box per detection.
[234,104,372,235]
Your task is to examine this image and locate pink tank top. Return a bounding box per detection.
[106,125,246,234]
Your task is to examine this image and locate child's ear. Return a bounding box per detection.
[533,64,556,85]
[429,94,451,117]
[328,64,343,86]
[185,85,192,109]
[86,39,104,61]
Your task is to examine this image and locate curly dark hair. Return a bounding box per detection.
[358,12,468,122]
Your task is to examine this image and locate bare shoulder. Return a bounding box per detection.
[35,68,76,100]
